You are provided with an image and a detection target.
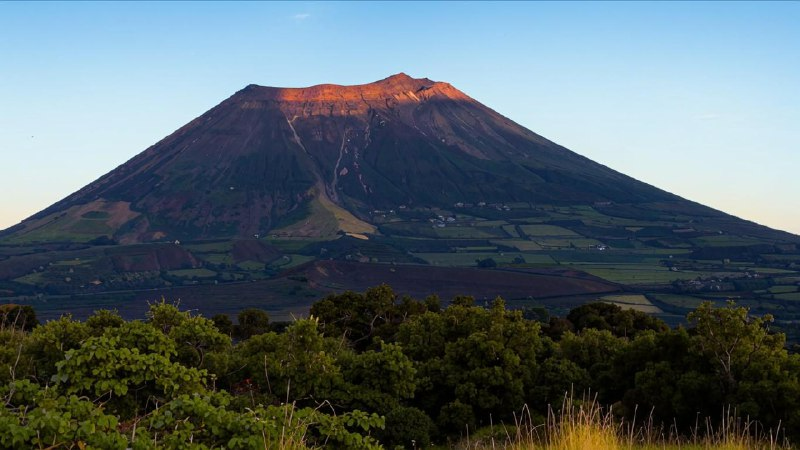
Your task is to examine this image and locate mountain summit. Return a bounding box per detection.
[0,74,780,243]
[243,73,468,104]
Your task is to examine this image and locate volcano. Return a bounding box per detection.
[3,73,800,323]
[4,73,712,243]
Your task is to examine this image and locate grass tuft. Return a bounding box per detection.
[456,393,791,450]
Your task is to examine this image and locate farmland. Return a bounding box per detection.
[1,201,799,334]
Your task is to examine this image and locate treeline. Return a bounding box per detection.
[1,286,799,449]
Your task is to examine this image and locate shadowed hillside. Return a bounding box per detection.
[3,73,736,243]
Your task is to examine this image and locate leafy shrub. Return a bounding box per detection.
[380,406,436,448]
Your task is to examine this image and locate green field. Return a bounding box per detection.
[452,246,498,252]
[775,277,800,284]
[265,238,325,252]
[184,241,234,252]
[68,219,112,234]
[626,248,693,255]
[167,268,218,278]
[14,272,46,285]
[752,267,798,274]
[412,252,555,266]
[534,238,603,248]
[236,260,266,271]
[269,254,315,269]
[763,254,800,262]
[769,285,799,294]
[433,226,506,239]
[691,235,770,247]
[52,259,91,266]
[513,216,550,224]
[201,253,234,265]
[519,224,581,237]
[494,240,542,251]
[473,220,509,227]
[3,221,90,244]
[216,272,246,282]
[649,293,708,309]
[579,264,701,284]
[502,225,520,237]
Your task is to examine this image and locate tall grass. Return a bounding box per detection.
[457,393,791,450]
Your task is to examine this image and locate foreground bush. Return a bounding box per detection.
[1,288,799,448]
[0,304,384,449]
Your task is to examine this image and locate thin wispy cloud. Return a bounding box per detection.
[694,113,720,121]
[293,13,310,21]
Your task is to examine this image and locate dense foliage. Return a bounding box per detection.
[1,287,799,448]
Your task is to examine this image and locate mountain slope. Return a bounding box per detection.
[3,73,800,326]
[4,73,717,244]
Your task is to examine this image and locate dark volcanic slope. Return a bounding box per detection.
[8,74,715,243]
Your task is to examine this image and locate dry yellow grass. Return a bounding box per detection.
[272,185,376,238]
[316,186,376,235]
[544,398,620,450]
[456,395,790,450]
[600,294,663,314]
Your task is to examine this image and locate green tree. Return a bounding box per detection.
[115,320,176,357]
[423,294,441,313]
[211,313,234,336]
[170,314,231,370]
[339,341,416,413]
[398,298,544,433]
[85,309,124,335]
[529,352,589,409]
[311,284,423,349]
[618,328,722,426]
[567,302,667,338]
[379,406,437,448]
[24,315,89,382]
[0,304,38,331]
[233,318,343,404]
[55,328,208,418]
[0,380,128,449]
[0,328,30,384]
[146,300,187,334]
[687,301,800,437]
[688,301,780,395]
[235,308,270,339]
[559,328,627,404]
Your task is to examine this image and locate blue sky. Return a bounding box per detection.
[1,1,798,234]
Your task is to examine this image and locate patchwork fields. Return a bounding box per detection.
[2,201,799,339]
